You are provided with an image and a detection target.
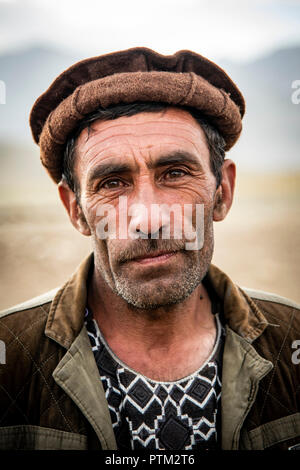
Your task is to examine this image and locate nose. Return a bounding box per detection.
[128,182,162,239]
[130,210,161,239]
[127,179,168,239]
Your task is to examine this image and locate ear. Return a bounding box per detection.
[213,159,236,222]
[58,180,91,236]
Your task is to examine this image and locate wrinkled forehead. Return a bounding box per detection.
[75,108,210,164]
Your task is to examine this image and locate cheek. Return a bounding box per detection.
[82,189,127,233]
[82,197,112,236]
[85,199,131,265]
[167,173,216,203]
[173,185,216,226]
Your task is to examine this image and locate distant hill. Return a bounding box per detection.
[0,46,80,141]
[219,46,300,171]
[0,45,299,173]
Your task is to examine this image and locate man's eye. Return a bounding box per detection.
[101,179,125,190]
[165,169,187,179]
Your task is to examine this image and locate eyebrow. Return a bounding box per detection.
[148,151,202,170]
[86,150,202,187]
[87,161,132,188]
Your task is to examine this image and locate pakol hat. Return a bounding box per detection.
[29,47,245,184]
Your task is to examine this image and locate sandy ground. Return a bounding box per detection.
[0,173,299,310]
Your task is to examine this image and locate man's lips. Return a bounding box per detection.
[128,250,178,265]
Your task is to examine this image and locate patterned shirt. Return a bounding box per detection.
[85,308,225,450]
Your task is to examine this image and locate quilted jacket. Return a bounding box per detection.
[0,254,299,450]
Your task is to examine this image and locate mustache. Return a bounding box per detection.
[114,238,187,264]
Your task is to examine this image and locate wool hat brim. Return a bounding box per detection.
[29,47,245,184]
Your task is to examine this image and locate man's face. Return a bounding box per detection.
[65,108,227,309]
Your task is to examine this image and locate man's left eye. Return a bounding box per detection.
[165,169,187,179]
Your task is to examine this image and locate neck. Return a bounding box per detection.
[88,267,214,349]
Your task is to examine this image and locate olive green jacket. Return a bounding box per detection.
[0,254,299,450]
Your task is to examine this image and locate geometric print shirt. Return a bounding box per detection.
[84,308,225,450]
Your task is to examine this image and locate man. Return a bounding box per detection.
[0,47,299,451]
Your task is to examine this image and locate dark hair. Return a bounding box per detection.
[62,102,226,197]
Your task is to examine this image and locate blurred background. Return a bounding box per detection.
[0,0,299,309]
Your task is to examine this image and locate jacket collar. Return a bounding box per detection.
[45,253,269,348]
[52,325,118,449]
[206,265,269,343]
[45,253,94,349]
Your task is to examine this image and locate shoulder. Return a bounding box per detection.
[241,287,300,311]
[0,288,60,361]
[0,288,69,429]
[0,288,63,392]
[241,286,300,331]
[0,288,59,319]
[240,286,300,367]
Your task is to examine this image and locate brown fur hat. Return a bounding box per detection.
[29,47,245,183]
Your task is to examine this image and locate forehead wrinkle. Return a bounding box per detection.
[79,135,209,179]
[79,131,205,159]
[77,118,202,150]
[81,129,201,149]
[76,114,210,178]
[81,117,201,134]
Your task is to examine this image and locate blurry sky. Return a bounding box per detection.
[0,0,299,305]
[0,0,299,175]
[0,0,300,61]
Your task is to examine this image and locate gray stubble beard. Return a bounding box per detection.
[92,222,214,311]
[112,250,213,309]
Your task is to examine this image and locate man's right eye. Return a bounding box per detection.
[100,179,126,190]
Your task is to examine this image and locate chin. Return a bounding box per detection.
[114,279,199,310]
